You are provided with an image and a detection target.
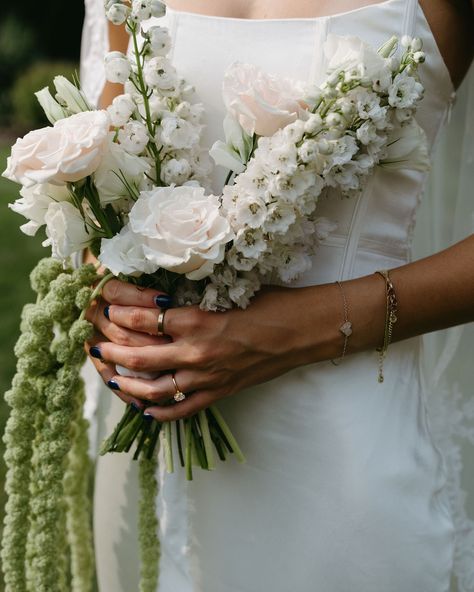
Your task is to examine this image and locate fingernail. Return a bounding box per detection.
[104,305,110,320]
[107,379,120,390]
[131,402,142,412]
[143,413,154,422]
[154,294,173,308]
[89,346,102,360]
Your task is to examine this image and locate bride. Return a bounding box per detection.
[80,0,474,590]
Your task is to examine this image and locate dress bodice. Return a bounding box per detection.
[151,0,455,284]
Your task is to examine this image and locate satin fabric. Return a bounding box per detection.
[84,1,460,590]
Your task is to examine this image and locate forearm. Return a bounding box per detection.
[302,234,474,364]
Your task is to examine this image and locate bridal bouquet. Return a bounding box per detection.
[2,0,430,588]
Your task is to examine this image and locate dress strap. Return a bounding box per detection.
[401,0,418,37]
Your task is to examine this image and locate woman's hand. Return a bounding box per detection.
[85,279,343,421]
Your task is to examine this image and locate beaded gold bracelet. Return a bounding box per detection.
[374,269,399,383]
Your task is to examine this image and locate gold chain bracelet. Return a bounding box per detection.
[331,281,353,366]
[374,270,398,383]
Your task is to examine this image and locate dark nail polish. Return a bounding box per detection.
[154,294,173,309]
[104,305,110,320]
[131,402,142,413]
[89,346,102,360]
[107,379,120,390]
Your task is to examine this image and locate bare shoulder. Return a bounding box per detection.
[419,0,474,87]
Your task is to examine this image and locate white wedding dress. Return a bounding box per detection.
[79,1,473,591]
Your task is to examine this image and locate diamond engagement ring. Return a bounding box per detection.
[171,375,186,402]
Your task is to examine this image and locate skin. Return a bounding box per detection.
[86,1,474,421]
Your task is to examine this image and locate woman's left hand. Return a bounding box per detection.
[87,279,338,421]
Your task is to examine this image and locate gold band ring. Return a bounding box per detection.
[171,375,186,402]
[157,310,166,336]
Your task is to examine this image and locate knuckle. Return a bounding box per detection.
[186,345,208,367]
[129,307,146,330]
[103,280,122,304]
[127,353,145,371]
[110,326,132,347]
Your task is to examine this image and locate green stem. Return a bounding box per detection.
[163,422,174,473]
[208,406,246,463]
[198,410,215,471]
[79,272,115,321]
[184,419,193,481]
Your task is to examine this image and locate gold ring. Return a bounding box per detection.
[157,310,166,336]
[171,375,186,402]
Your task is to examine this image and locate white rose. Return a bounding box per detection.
[43,201,95,259]
[105,51,131,84]
[99,226,157,276]
[117,120,149,154]
[129,185,233,279]
[146,26,171,56]
[223,62,306,137]
[143,57,178,92]
[94,135,150,204]
[3,110,110,186]
[107,93,136,127]
[9,183,71,236]
[380,119,430,172]
[157,116,200,149]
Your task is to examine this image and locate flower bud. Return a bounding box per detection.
[413,51,425,64]
[106,3,130,25]
[118,120,149,154]
[107,93,136,127]
[304,113,323,135]
[35,87,66,124]
[146,25,171,56]
[401,35,412,48]
[411,37,423,52]
[150,0,166,17]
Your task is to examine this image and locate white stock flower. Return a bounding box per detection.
[99,226,157,276]
[161,158,192,184]
[107,93,136,127]
[158,116,200,149]
[129,185,233,279]
[231,195,267,229]
[34,88,67,124]
[105,51,131,84]
[223,62,305,137]
[388,72,424,109]
[380,119,430,172]
[9,183,70,236]
[106,3,130,25]
[43,201,94,259]
[3,110,110,186]
[146,26,171,56]
[143,57,178,92]
[94,136,150,203]
[118,120,149,154]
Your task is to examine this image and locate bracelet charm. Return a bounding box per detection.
[375,269,399,383]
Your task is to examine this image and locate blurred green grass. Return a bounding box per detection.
[0,143,44,586]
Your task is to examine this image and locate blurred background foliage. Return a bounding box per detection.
[0,2,85,589]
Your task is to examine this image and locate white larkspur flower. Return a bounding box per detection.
[233,227,268,259]
[104,51,131,84]
[267,169,316,203]
[356,121,378,145]
[143,57,178,93]
[263,201,296,234]
[298,139,320,164]
[107,93,136,127]
[304,113,323,135]
[161,158,192,185]
[232,195,268,230]
[263,141,298,176]
[118,120,149,154]
[106,3,130,25]
[388,72,424,109]
[226,246,258,272]
[146,26,171,56]
[158,116,200,149]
